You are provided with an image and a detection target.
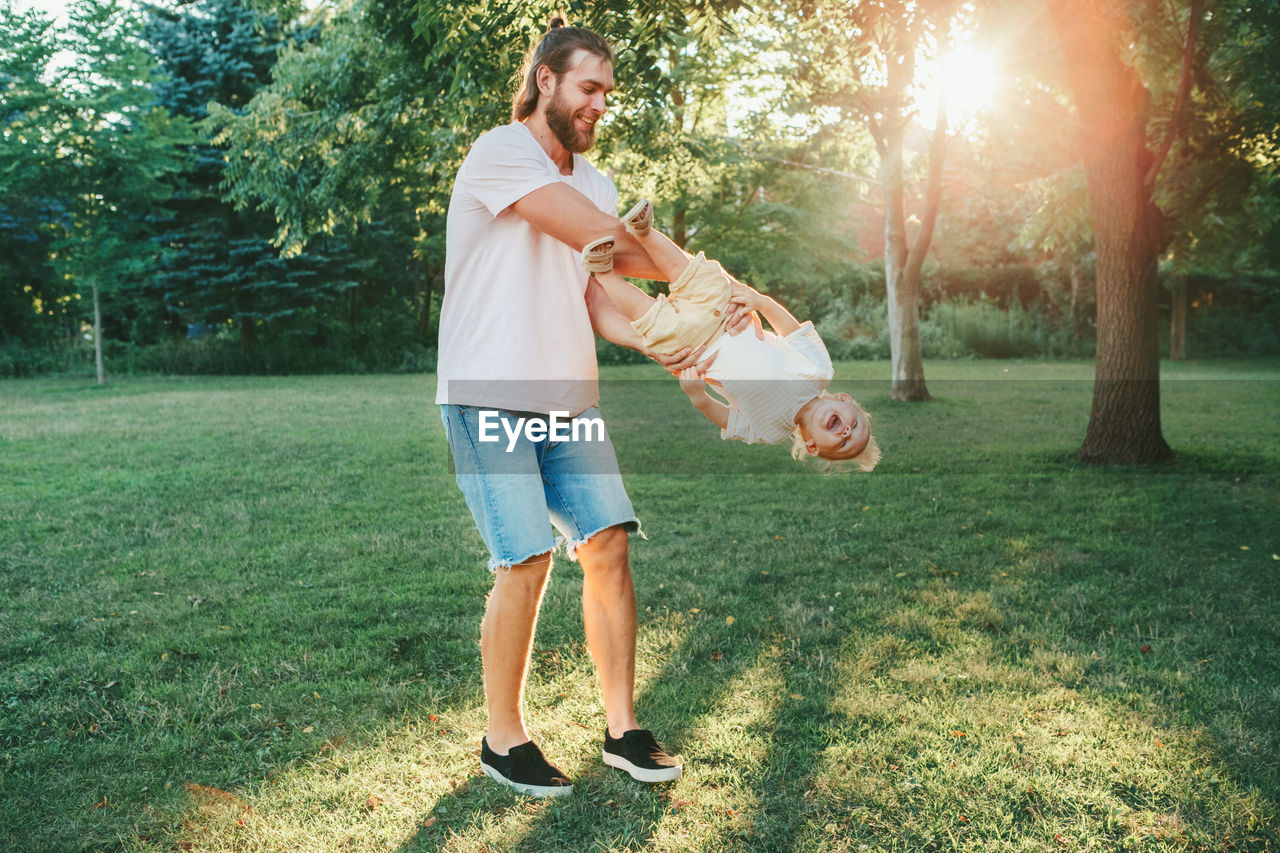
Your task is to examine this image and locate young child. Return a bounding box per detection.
[585,200,880,471]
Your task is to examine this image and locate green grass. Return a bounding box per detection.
[1,360,1277,852]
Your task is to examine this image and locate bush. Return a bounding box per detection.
[922,299,1084,359]
[596,337,650,366]
[94,330,437,376]
[1175,301,1280,357]
[924,265,1042,309]
[811,295,1094,361]
[815,297,891,360]
[1164,273,1280,357]
[0,343,91,378]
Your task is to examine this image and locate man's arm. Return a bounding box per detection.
[511,182,669,280]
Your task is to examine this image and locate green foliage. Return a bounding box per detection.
[923,265,1043,310]
[1164,271,1280,357]
[0,342,86,379]
[0,3,76,347]
[97,327,437,375]
[922,299,1087,359]
[53,0,194,287]
[6,0,1280,376]
[816,296,893,360]
[0,0,194,375]
[145,0,294,338]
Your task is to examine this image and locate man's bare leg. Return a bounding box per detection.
[574,526,641,738]
[482,552,553,754]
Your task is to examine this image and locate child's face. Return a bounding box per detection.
[799,394,870,461]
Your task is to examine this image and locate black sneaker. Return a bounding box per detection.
[480,738,574,798]
[602,728,683,782]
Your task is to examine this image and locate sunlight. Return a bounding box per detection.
[916,43,1002,132]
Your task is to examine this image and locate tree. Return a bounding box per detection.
[0,3,71,352]
[205,0,452,344]
[1157,1,1280,361]
[145,0,378,356]
[208,0,747,320]
[1048,0,1280,462]
[791,0,971,401]
[1048,0,1179,463]
[54,0,192,384]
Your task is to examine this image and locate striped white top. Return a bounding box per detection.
[703,321,833,445]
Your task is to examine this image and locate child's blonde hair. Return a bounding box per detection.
[789,394,881,473]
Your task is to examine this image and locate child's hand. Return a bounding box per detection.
[728,281,763,313]
[678,366,706,398]
[726,281,767,340]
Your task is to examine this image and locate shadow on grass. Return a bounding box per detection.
[396,605,765,850]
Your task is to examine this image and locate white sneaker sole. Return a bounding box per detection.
[481,760,573,798]
[602,749,683,782]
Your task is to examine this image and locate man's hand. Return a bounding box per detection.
[650,346,715,375]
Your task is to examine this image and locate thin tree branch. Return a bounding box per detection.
[867,114,888,158]
[905,103,949,277]
[723,137,881,186]
[1145,0,1202,194]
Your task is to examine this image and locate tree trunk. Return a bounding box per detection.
[1169,275,1188,361]
[1049,0,1173,465]
[671,205,688,250]
[669,50,689,251]
[1069,262,1082,339]
[239,316,257,352]
[417,261,435,334]
[237,287,257,352]
[92,280,106,387]
[881,45,930,402]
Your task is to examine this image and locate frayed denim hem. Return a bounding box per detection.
[487,545,555,574]
[561,518,645,563]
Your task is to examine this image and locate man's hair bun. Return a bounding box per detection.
[548,16,565,30]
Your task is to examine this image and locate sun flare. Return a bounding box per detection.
[917,44,1001,131]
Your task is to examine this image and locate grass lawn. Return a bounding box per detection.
[1,359,1277,852]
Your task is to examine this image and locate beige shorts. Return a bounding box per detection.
[631,252,732,354]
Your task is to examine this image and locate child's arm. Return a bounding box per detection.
[679,367,730,430]
[729,282,802,337]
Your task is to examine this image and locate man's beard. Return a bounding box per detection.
[545,89,595,153]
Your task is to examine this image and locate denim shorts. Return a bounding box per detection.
[440,404,641,572]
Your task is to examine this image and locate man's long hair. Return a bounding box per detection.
[511,17,614,122]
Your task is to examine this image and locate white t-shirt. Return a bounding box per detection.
[703,321,834,445]
[435,122,619,415]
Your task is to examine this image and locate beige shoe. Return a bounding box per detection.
[622,199,653,238]
[582,236,615,274]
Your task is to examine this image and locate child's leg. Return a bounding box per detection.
[595,268,657,321]
[634,230,693,285]
[583,237,655,321]
[622,200,692,285]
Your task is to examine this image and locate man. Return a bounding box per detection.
[436,20,732,797]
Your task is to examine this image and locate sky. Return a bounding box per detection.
[17,0,67,17]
